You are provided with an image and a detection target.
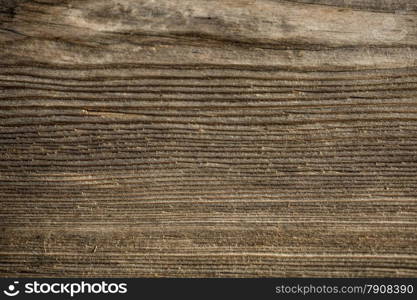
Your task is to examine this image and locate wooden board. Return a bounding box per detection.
[1,0,416,277]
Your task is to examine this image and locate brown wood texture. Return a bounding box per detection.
[1,0,417,277]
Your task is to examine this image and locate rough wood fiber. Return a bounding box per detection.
[1,0,417,277]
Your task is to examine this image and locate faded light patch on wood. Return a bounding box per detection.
[0,0,417,277]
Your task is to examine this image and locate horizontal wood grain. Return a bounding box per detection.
[0,0,416,277]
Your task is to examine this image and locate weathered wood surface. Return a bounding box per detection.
[1,0,417,277]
